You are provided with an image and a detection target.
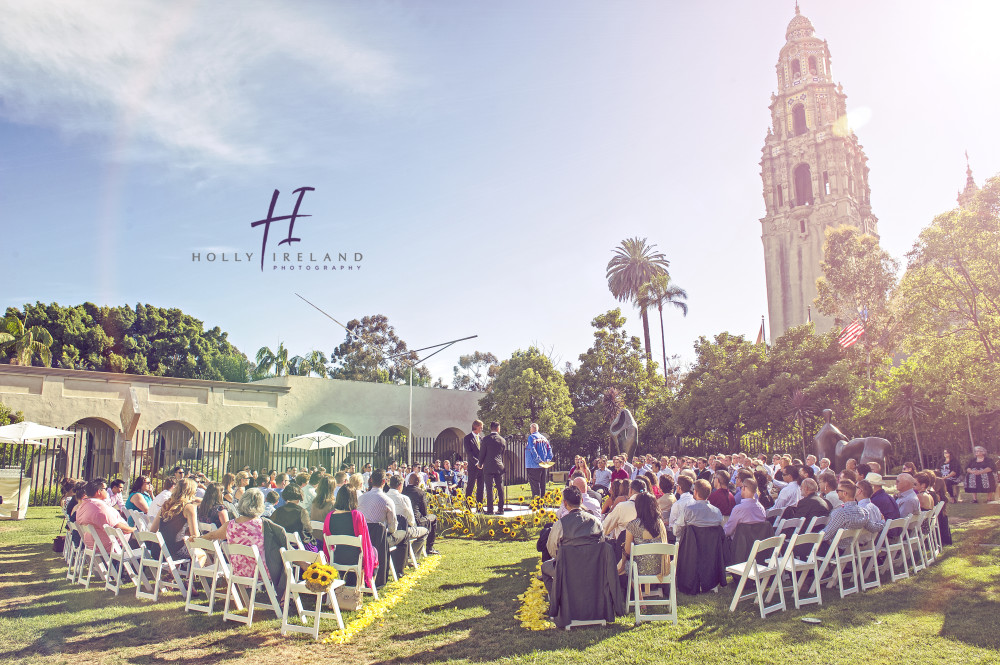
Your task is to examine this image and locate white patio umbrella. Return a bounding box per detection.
[281,431,354,451]
[0,421,75,446]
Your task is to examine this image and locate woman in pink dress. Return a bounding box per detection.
[199,488,269,579]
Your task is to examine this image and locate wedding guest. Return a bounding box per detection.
[125,476,154,526]
[151,478,200,560]
[197,482,230,528]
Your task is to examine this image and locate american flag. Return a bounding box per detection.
[837,318,865,348]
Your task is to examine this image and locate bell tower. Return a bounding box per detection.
[760,5,879,339]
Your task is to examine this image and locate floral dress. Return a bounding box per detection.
[626,518,664,576]
[965,458,995,494]
[226,518,269,579]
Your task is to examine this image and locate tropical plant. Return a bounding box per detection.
[606,237,670,364]
[0,315,53,367]
[255,342,292,377]
[291,350,328,377]
[637,274,689,381]
[893,383,927,467]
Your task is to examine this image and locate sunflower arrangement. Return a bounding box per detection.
[302,561,339,592]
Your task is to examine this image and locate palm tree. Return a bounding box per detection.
[255,342,291,377]
[893,383,927,467]
[0,316,53,367]
[785,389,815,461]
[638,274,688,381]
[291,350,328,377]
[606,237,670,365]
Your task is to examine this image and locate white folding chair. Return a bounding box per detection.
[78,524,112,588]
[916,510,936,566]
[222,543,282,625]
[626,542,677,625]
[185,538,233,614]
[199,522,217,536]
[129,509,151,531]
[770,531,823,609]
[726,534,787,618]
[873,517,910,582]
[280,548,345,640]
[134,531,190,601]
[806,515,828,533]
[928,502,945,558]
[284,530,305,551]
[853,528,881,591]
[773,517,805,555]
[812,528,860,598]
[902,513,926,573]
[325,534,378,600]
[65,523,82,581]
[103,525,139,595]
[765,507,784,526]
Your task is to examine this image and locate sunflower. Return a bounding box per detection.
[463,528,470,534]
[498,519,506,526]
[488,529,496,537]
[502,526,511,534]
[533,516,541,525]
[487,519,494,526]
[549,513,557,522]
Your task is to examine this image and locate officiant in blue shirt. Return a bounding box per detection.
[526,423,553,499]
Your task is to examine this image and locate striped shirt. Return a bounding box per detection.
[822,500,884,542]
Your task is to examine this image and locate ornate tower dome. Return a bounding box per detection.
[759,7,880,339]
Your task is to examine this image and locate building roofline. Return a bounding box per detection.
[0,363,291,393]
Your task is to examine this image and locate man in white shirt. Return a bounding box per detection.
[603,479,643,539]
[805,455,822,477]
[669,475,696,538]
[592,458,613,492]
[387,476,428,554]
[773,466,802,512]
[147,478,175,521]
[557,477,602,519]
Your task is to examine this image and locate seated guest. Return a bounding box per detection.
[617,491,670,600]
[798,464,816,483]
[262,489,279,517]
[347,472,366,498]
[895,473,921,519]
[310,475,336,540]
[610,456,630,482]
[866,473,901,521]
[603,479,644,540]
[197,482,230,528]
[753,469,775,509]
[669,475,696,539]
[708,470,735,516]
[914,471,938,511]
[601,479,623,516]
[731,469,753,506]
[302,471,321,513]
[773,466,801,512]
[200,488,270,580]
[592,458,613,493]
[541,486,602,592]
[322,482,378,589]
[438,460,456,490]
[331,471,348,500]
[150,478,200,561]
[147,478,175,522]
[125,476,154,525]
[386,476,429,555]
[657,474,676,522]
[557,477,602,519]
[677,479,724,542]
[788,479,831,525]
[821,480,884,547]
[643,471,663,498]
[358,469,407,551]
[403,473,440,555]
[724,478,767,538]
[233,472,250,503]
[269,483,313,548]
[819,472,841,509]
[106,479,127,517]
[76,478,136,554]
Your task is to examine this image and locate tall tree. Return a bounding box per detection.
[452,351,499,391]
[328,314,430,386]
[606,237,670,365]
[0,315,53,367]
[255,342,291,377]
[291,350,329,377]
[478,347,574,445]
[892,383,927,468]
[637,274,688,382]
[565,309,663,457]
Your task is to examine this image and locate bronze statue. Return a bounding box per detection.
[609,408,638,461]
[813,408,892,472]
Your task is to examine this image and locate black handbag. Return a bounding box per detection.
[52,535,65,553]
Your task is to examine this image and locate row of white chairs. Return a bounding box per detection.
[59,518,408,640]
[727,502,946,618]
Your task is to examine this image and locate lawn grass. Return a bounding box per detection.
[2,505,999,665]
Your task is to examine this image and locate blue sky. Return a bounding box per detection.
[3,0,999,382]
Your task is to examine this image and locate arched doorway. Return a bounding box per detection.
[226,424,269,477]
[375,425,408,470]
[433,427,465,465]
[794,163,813,206]
[67,417,119,482]
[151,421,199,478]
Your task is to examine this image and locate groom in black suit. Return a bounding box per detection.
[481,421,507,515]
[463,420,484,509]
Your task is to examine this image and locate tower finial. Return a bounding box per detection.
[966,149,973,176]
[795,1,800,15]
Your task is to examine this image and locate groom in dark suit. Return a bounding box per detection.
[463,420,484,509]
[481,421,507,515]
